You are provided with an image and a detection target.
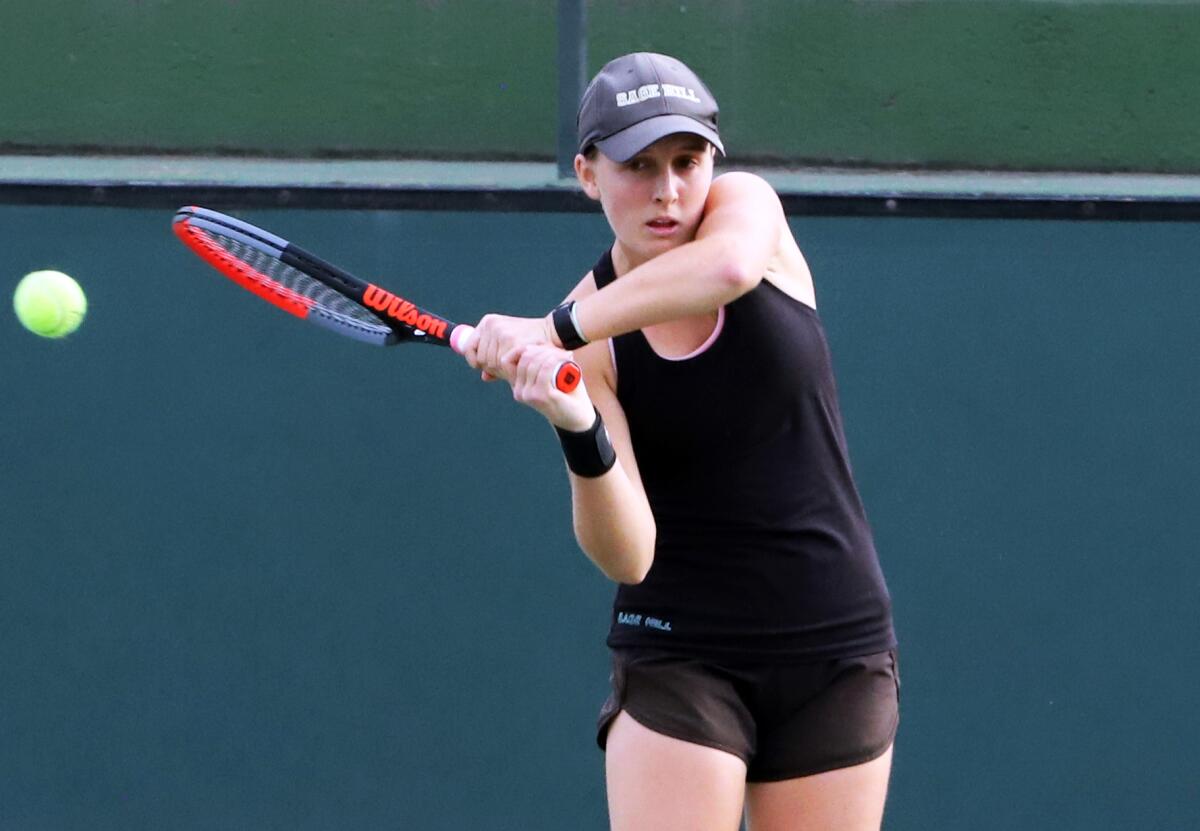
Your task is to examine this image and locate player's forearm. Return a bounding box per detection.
[566,234,760,342]
[569,466,656,585]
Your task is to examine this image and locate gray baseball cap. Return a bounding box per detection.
[577,52,724,162]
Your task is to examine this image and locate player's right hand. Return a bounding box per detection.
[503,342,592,430]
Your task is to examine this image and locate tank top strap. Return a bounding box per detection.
[591,248,617,290]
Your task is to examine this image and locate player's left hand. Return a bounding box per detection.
[462,314,553,382]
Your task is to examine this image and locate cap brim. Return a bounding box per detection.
[594,115,725,162]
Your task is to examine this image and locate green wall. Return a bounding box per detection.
[2,205,1198,829]
[3,0,1200,171]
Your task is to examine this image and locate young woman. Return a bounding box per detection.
[461,53,898,831]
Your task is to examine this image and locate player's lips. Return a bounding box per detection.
[646,216,680,236]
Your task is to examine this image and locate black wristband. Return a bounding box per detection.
[555,407,617,477]
[551,301,588,350]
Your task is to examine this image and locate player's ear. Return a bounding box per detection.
[575,154,600,200]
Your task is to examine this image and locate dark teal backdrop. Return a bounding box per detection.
[2,204,1197,829]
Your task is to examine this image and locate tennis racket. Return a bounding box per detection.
[171,206,581,392]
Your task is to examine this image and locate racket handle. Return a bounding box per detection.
[450,325,581,393]
[449,324,475,355]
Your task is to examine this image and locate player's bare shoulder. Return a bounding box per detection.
[709,171,782,211]
[711,172,815,308]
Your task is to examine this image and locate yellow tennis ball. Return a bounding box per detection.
[13,270,87,338]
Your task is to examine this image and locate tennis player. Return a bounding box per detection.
[462,52,898,831]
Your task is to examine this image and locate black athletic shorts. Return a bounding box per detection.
[596,648,900,782]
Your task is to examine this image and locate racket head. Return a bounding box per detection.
[172,207,454,347]
[172,206,578,391]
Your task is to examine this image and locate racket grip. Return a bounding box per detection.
[449,324,475,355]
[449,324,581,393]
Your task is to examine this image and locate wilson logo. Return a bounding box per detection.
[363,285,448,339]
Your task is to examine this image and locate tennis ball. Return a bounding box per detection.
[13,270,87,338]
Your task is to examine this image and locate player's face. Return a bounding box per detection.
[577,134,715,268]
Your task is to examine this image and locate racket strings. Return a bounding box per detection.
[206,231,385,329]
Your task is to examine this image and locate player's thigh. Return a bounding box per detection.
[744,743,893,831]
[605,711,747,831]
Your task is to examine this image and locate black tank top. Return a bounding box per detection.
[594,249,895,662]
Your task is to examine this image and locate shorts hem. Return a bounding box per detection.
[746,714,899,783]
[620,707,752,766]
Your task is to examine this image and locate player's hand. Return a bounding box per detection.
[462,314,553,383]
[503,342,592,430]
